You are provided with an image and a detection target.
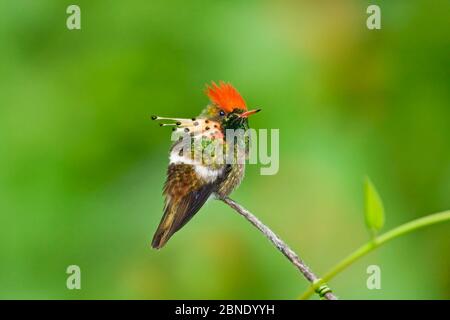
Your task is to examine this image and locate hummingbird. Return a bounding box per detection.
[150,81,261,249]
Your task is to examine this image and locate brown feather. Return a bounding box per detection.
[151,164,215,249]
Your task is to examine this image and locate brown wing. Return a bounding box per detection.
[151,163,215,249]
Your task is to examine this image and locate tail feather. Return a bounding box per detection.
[151,203,177,249]
[151,184,214,249]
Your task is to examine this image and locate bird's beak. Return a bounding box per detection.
[240,109,261,118]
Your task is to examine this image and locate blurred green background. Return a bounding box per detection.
[0,0,449,299]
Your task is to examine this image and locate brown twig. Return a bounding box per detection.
[221,197,338,300]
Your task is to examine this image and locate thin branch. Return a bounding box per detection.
[221,197,338,300]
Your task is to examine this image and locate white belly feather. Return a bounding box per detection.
[169,152,223,183]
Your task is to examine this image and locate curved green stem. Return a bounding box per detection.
[299,210,450,300]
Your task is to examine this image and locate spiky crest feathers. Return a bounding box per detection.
[205,81,247,113]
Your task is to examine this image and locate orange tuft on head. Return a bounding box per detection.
[205,81,247,113]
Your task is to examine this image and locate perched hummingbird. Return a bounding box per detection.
[151,81,261,249]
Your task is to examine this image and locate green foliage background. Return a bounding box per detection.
[0,0,449,299]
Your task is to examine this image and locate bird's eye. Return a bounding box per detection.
[219,110,225,116]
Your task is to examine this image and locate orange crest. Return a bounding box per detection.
[205,81,247,113]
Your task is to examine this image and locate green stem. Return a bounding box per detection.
[299,210,450,300]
